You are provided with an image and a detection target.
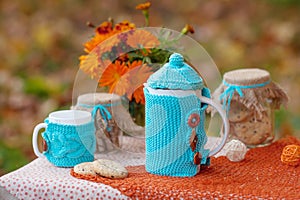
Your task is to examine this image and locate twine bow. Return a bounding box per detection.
[92,104,113,132]
[220,80,271,114]
[78,103,118,132]
[92,104,112,119]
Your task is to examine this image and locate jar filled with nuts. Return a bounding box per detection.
[212,68,288,147]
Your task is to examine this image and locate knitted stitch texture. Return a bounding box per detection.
[42,119,96,167]
[147,53,204,90]
[144,88,210,177]
[144,52,213,177]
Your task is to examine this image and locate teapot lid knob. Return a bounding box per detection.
[146,52,204,90]
[169,53,184,68]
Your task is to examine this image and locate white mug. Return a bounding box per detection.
[48,110,91,125]
[32,110,96,167]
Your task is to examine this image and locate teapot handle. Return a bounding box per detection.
[196,95,229,157]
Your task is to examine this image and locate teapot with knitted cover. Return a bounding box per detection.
[143,53,229,177]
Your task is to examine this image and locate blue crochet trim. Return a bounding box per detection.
[42,119,96,167]
[220,79,271,114]
[144,88,210,177]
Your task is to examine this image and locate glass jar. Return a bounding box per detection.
[227,99,275,148]
[71,93,145,153]
[213,68,288,148]
[72,93,123,153]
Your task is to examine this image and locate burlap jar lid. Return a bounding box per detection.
[72,93,145,136]
[223,68,270,86]
[77,93,121,105]
[212,68,288,117]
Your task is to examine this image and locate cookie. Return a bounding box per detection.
[233,113,272,145]
[92,159,128,179]
[228,101,253,123]
[74,162,96,176]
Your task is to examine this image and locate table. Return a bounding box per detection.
[0,136,225,200]
[1,136,299,199]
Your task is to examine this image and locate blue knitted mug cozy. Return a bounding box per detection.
[42,119,96,167]
[144,53,211,177]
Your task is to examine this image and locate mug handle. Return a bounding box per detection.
[197,95,229,157]
[32,123,47,157]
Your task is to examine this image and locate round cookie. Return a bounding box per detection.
[92,159,128,179]
[233,113,272,145]
[74,162,96,176]
[228,101,253,123]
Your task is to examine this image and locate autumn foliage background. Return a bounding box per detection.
[1,0,300,175]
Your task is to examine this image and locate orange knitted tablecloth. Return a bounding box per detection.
[71,136,300,199]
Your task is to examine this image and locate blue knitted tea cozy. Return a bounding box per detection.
[144,53,211,177]
[42,119,96,167]
[147,53,204,90]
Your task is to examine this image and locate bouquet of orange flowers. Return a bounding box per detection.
[79,2,195,105]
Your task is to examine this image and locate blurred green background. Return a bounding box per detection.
[1,0,300,175]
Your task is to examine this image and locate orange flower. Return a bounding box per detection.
[84,22,114,53]
[97,35,120,54]
[126,61,153,103]
[116,53,129,62]
[80,20,136,80]
[181,24,195,35]
[114,20,135,32]
[99,61,129,94]
[83,20,135,54]
[135,2,151,10]
[127,29,160,49]
[136,2,151,26]
[79,1,198,106]
[112,73,130,96]
[96,21,113,34]
[132,85,146,104]
[79,52,103,79]
[127,61,153,88]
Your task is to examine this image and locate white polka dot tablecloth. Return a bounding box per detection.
[0,137,222,200]
[0,157,132,200]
